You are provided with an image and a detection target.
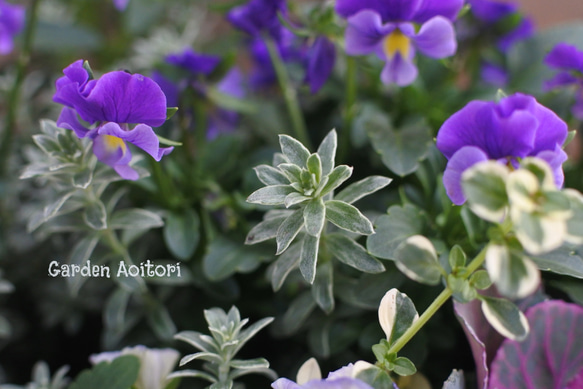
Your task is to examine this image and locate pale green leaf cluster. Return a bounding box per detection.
[169,306,276,389]
[246,129,391,286]
[0,361,70,389]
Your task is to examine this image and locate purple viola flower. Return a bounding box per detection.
[272,363,375,389]
[227,0,286,39]
[0,0,25,55]
[480,61,508,87]
[436,93,568,205]
[544,43,583,120]
[165,48,221,77]
[336,0,462,86]
[304,36,336,94]
[112,0,130,11]
[53,60,173,180]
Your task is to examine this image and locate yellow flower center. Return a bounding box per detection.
[102,134,127,153]
[383,29,411,59]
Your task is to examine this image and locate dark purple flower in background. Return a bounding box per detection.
[544,42,583,120]
[165,48,221,77]
[112,0,130,11]
[436,93,568,205]
[0,0,25,55]
[304,36,336,94]
[227,0,286,40]
[53,60,173,180]
[336,0,462,86]
[480,61,508,87]
[207,67,246,139]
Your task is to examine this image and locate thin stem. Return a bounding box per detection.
[264,36,311,149]
[0,0,41,175]
[338,55,357,163]
[386,245,489,355]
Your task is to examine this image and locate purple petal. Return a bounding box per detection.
[0,0,25,54]
[530,100,568,155]
[544,42,583,71]
[92,132,135,179]
[489,300,583,389]
[543,72,578,91]
[56,107,92,138]
[413,16,457,59]
[217,67,245,99]
[304,378,373,389]
[443,146,489,205]
[113,0,130,11]
[412,0,464,23]
[345,10,393,55]
[53,60,100,123]
[536,146,568,188]
[381,52,418,86]
[151,71,180,108]
[227,0,286,37]
[480,62,509,87]
[336,0,422,22]
[497,18,534,52]
[86,71,168,126]
[304,36,336,94]
[165,48,221,76]
[468,0,517,23]
[97,123,173,161]
[272,378,301,389]
[572,92,583,120]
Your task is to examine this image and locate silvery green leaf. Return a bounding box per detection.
[564,189,583,244]
[312,262,334,313]
[175,331,219,353]
[392,357,417,376]
[279,134,310,168]
[317,165,353,197]
[83,200,107,230]
[230,358,269,370]
[163,209,199,260]
[519,157,556,189]
[448,275,477,303]
[33,134,61,155]
[326,233,385,273]
[448,245,467,269]
[270,242,301,291]
[307,153,322,182]
[247,185,294,205]
[0,315,11,338]
[317,129,337,176]
[300,234,320,283]
[284,192,310,208]
[462,161,509,223]
[281,291,316,335]
[245,214,288,245]
[480,296,529,341]
[485,244,540,299]
[325,200,374,235]
[273,152,288,166]
[43,191,76,223]
[235,317,274,353]
[378,288,419,346]
[204,308,228,331]
[73,168,93,189]
[334,176,392,204]
[393,235,442,285]
[104,288,130,336]
[147,303,176,341]
[531,244,583,278]
[511,208,567,255]
[303,198,326,237]
[110,208,164,230]
[229,367,278,381]
[367,204,425,260]
[278,163,303,183]
[210,380,233,389]
[167,370,216,383]
[276,209,304,254]
[66,235,100,295]
[179,352,223,366]
[470,270,492,290]
[254,164,289,185]
[40,119,61,137]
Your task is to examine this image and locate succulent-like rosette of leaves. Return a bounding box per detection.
[246,130,391,285]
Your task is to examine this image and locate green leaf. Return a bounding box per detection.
[180,351,223,366]
[281,291,316,335]
[269,242,301,291]
[481,296,529,341]
[448,245,467,269]
[393,235,442,285]
[157,134,182,147]
[32,134,62,155]
[279,134,311,168]
[203,236,265,281]
[324,200,374,235]
[163,209,200,260]
[254,164,289,186]
[230,358,269,370]
[166,107,179,120]
[335,176,392,204]
[392,356,417,376]
[247,185,295,205]
[207,86,257,114]
[462,161,509,222]
[278,163,303,184]
[300,234,320,284]
[378,288,419,347]
[316,130,337,176]
[276,209,304,254]
[531,245,583,278]
[304,198,326,237]
[447,275,477,303]
[246,213,289,245]
[485,244,540,299]
[355,365,395,389]
[307,153,322,182]
[365,111,432,176]
[110,208,164,230]
[68,355,140,389]
[326,233,385,273]
[470,270,492,290]
[66,235,100,295]
[167,369,216,384]
[104,288,131,336]
[235,316,274,354]
[147,303,177,341]
[367,204,425,260]
[175,331,219,353]
[312,262,334,313]
[83,200,107,230]
[317,165,353,197]
[73,168,93,189]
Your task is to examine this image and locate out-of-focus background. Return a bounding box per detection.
[509,0,583,28]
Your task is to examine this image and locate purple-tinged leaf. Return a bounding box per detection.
[489,300,583,389]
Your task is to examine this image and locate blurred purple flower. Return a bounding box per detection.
[544,42,583,120]
[207,67,245,139]
[227,0,286,40]
[480,61,508,87]
[165,48,221,77]
[272,363,375,389]
[0,0,25,55]
[304,36,336,94]
[436,93,568,205]
[113,0,130,11]
[53,60,173,180]
[336,0,462,86]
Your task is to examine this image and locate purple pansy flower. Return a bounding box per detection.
[227,0,286,40]
[165,48,221,77]
[436,93,568,205]
[0,0,25,55]
[544,43,583,120]
[304,36,336,94]
[336,0,463,86]
[53,60,173,180]
[112,0,130,11]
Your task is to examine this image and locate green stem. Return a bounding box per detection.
[0,0,41,175]
[338,55,357,163]
[264,36,311,149]
[386,245,489,355]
